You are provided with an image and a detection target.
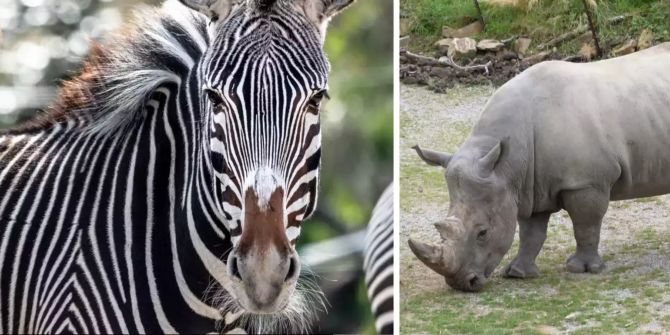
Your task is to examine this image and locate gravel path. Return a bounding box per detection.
[400,83,670,334]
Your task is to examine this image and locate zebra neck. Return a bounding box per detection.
[0,6,246,333]
[0,78,234,332]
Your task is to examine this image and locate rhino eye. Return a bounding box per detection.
[477,229,488,240]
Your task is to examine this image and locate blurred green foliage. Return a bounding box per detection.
[0,0,392,333]
[319,0,394,233]
[301,0,393,333]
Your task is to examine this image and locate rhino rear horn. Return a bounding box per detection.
[434,221,460,240]
[412,145,452,168]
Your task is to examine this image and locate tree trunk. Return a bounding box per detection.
[473,0,485,30]
[581,0,602,58]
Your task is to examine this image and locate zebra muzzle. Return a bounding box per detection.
[224,183,299,313]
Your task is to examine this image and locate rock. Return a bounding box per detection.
[613,39,637,56]
[442,21,483,38]
[449,37,477,60]
[564,311,582,321]
[536,325,559,335]
[579,42,596,61]
[400,18,410,37]
[434,38,453,55]
[521,51,550,66]
[638,28,653,50]
[442,26,456,37]
[477,39,504,51]
[400,36,410,49]
[513,37,532,56]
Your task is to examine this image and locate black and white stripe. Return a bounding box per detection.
[364,183,394,334]
[0,0,353,333]
[204,2,328,245]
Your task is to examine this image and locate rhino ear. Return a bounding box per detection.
[413,145,452,168]
[478,141,502,173]
[178,0,239,21]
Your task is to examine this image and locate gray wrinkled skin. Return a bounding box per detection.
[409,43,670,292]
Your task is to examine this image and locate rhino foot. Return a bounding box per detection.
[566,253,605,273]
[502,258,540,279]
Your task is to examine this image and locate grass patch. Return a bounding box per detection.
[399,84,492,211]
[401,264,670,334]
[401,0,670,55]
[399,162,448,212]
[401,189,670,334]
[399,119,471,212]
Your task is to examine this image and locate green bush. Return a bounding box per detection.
[402,0,670,55]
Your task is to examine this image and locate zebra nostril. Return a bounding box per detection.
[285,256,297,282]
[230,256,242,280]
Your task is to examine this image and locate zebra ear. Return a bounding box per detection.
[178,0,239,21]
[301,0,355,28]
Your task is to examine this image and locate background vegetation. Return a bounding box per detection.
[401,0,670,55]
[0,0,392,333]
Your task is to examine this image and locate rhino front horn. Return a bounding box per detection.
[407,238,453,276]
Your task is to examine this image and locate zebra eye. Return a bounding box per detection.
[204,88,224,106]
[308,89,329,108]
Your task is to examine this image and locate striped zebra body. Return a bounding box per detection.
[0,0,354,333]
[364,183,394,334]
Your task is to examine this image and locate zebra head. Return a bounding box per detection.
[179,0,353,320]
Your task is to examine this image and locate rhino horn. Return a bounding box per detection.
[434,222,456,240]
[412,145,452,168]
[408,238,454,275]
[434,216,463,240]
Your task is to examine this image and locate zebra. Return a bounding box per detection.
[364,183,394,334]
[0,0,355,333]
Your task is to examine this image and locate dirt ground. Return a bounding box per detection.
[400,84,670,334]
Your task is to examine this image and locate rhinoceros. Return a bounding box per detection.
[409,42,670,292]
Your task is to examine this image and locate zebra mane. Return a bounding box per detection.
[10,2,208,135]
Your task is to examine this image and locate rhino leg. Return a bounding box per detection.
[503,212,550,279]
[562,188,609,274]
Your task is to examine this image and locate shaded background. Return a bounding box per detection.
[0,0,393,333]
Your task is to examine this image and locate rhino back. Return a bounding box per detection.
[473,43,670,213]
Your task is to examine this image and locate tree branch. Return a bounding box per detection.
[401,50,492,74]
